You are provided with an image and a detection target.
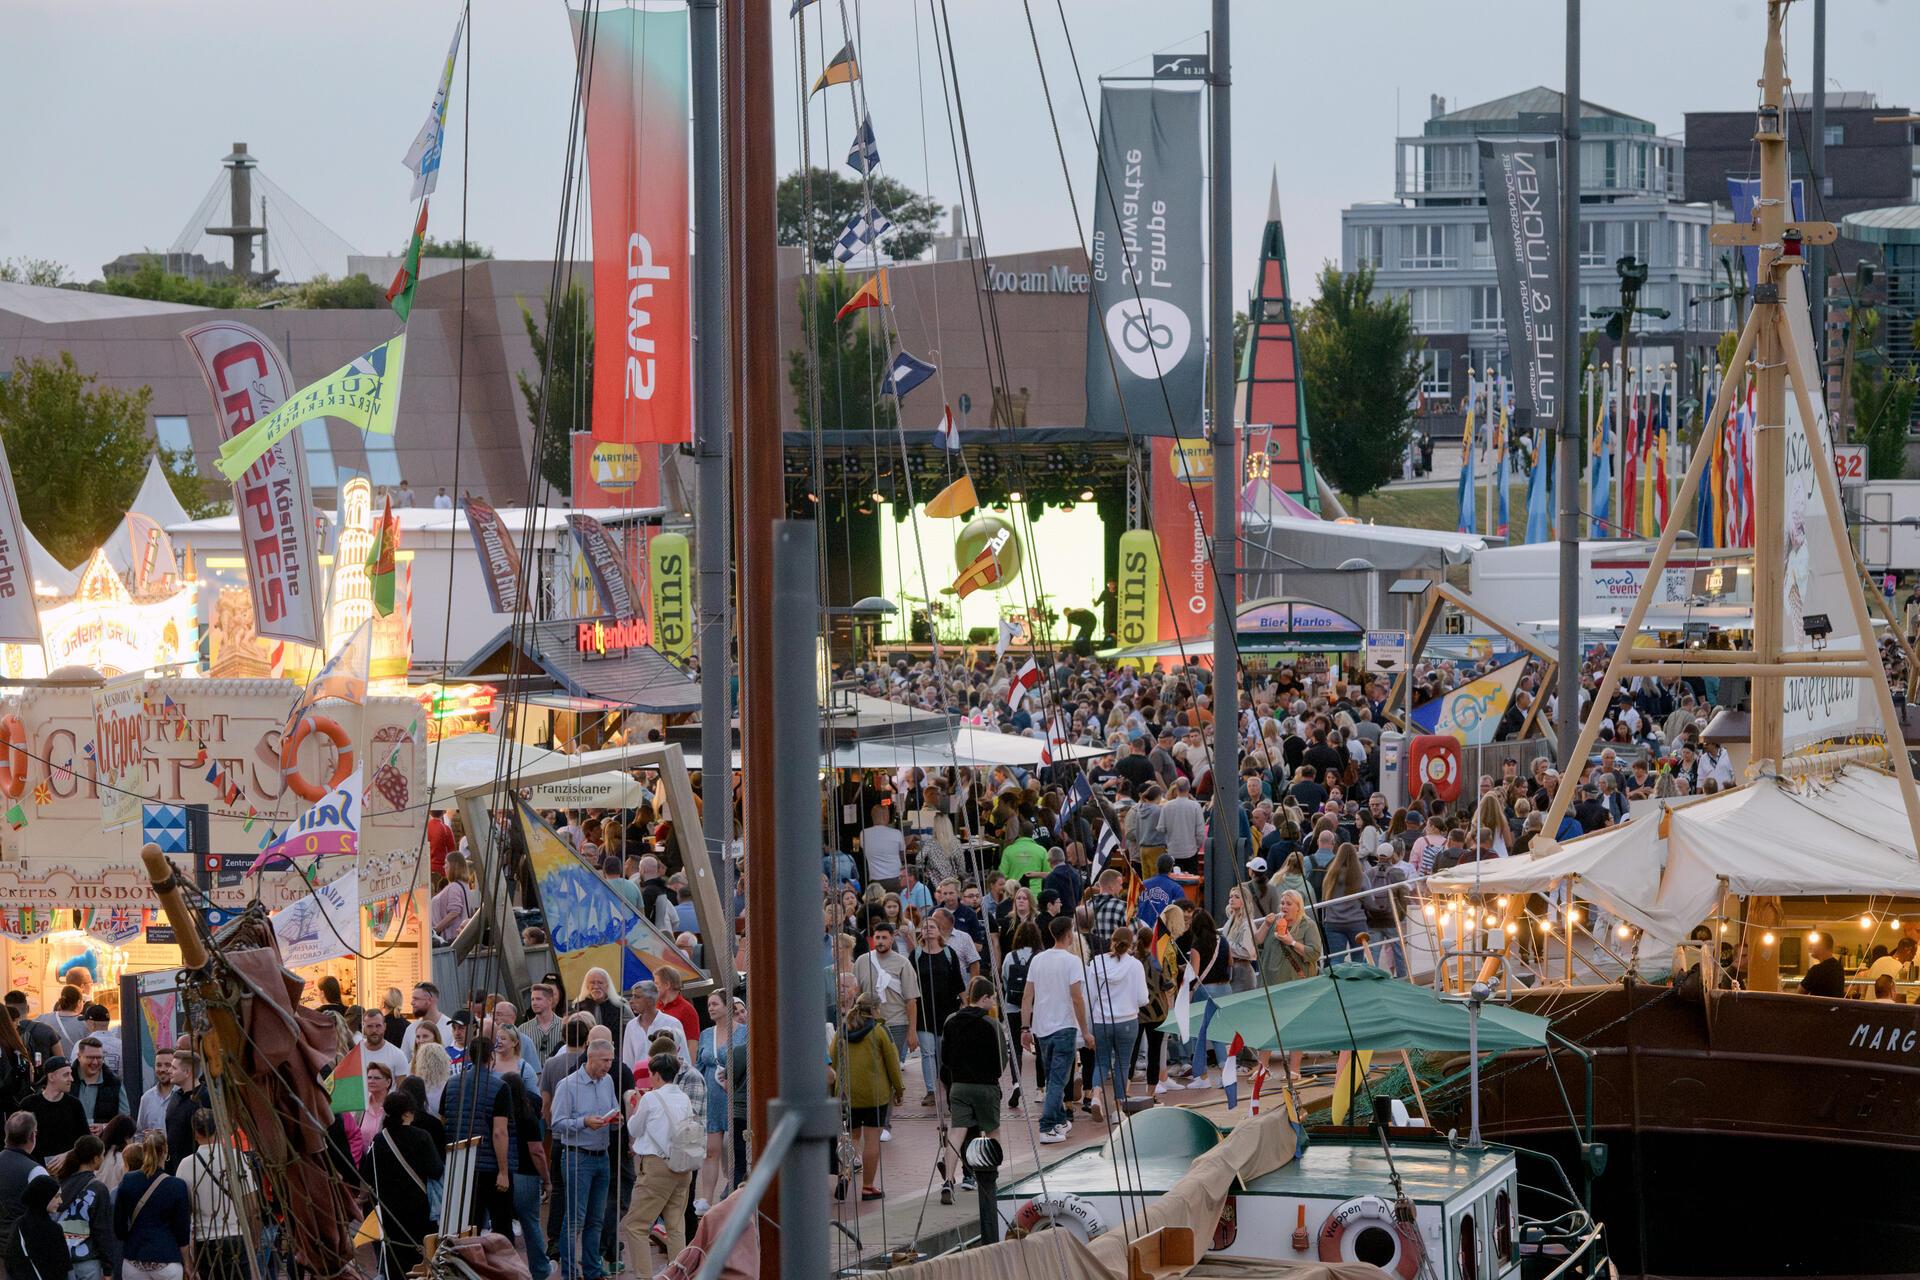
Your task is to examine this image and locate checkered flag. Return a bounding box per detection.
[846,113,881,175]
[832,203,894,262]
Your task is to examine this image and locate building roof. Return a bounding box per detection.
[1427,87,1650,135]
[457,618,701,714]
[1842,205,1920,246]
[1786,91,1878,110]
[0,282,206,325]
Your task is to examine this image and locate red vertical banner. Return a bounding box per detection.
[1151,436,1217,649]
[575,5,692,478]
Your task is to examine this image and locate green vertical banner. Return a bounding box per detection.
[649,532,692,662]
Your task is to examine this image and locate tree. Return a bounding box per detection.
[98,259,265,309]
[1298,264,1421,508]
[776,168,944,265]
[0,258,69,287]
[1850,308,1917,480]
[788,269,896,432]
[418,236,492,260]
[290,273,385,309]
[517,284,593,495]
[0,354,217,564]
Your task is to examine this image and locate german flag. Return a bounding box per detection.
[810,42,859,95]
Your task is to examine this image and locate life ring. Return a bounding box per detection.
[1318,1195,1422,1279]
[282,714,354,803]
[0,715,25,799]
[1010,1193,1106,1242]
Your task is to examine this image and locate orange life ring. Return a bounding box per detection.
[282,714,354,803]
[1318,1196,1422,1279]
[0,716,25,800]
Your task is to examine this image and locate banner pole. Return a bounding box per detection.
[1206,3,1237,925]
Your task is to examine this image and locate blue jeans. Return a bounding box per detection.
[1090,1021,1139,1098]
[1187,983,1234,1072]
[1036,1028,1077,1130]
[557,1148,609,1280]
[919,1029,943,1094]
[1372,926,1406,978]
[1323,927,1360,967]
[513,1170,550,1280]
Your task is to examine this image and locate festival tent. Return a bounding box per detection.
[20,523,76,596]
[1431,769,1920,948]
[103,457,191,580]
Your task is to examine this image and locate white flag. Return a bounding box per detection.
[933,405,961,452]
[993,618,1018,662]
[402,15,466,201]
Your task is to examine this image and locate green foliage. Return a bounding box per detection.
[289,273,385,309]
[0,354,197,564]
[0,258,69,287]
[100,260,265,309]
[156,445,229,522]
[1299,264,1422,508]
[1851,308,1917,481]
[776,168,944,265]
[787,269,896,432]
[418,236,492,260]
[517,284,593,496]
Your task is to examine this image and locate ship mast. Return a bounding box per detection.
[1528,0,1920,975]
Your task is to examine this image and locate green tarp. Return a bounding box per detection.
[1156,964,1550,1054]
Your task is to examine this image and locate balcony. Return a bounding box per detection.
[1395,133,1685,204]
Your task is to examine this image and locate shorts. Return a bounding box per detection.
[849,1105,886,1130]
[947,1082,1001,1132]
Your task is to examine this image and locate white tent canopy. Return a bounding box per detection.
[1432,770,1920,947]
[104,457,192,580]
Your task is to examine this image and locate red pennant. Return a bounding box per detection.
[1228,1032,1246,1057]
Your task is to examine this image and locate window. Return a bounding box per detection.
[1579,284,1612,332]
[1471,222,1493,268]
[301,420,338,487]
[1622,221,1653,265]
[1405,287,1445,333]
[1420,348,1452,398]
[1692,223,1706,269]
[1405,224,1454,270]
[1824,124,1845,148]
[152,414,193,457]
[1470,285,1503,332]
[1354,225,1385,269]
[363,431,403,487]
[1579,220,1606,267]
[1673,222,1687,270]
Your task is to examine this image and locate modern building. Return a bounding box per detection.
[1341,89,1724,439]
[1685,92,1916,278]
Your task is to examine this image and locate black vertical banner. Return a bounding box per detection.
[1478,137,1564,431]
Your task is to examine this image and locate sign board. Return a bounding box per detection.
[1834,443,1868,488]
[1152,52,1209,80]
[1366,629,1409,672]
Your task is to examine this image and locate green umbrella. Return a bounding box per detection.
[1156,964,1549,1054]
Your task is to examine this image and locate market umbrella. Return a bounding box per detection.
[1156,965,1549,1054]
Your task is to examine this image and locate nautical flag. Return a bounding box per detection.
[834,268,891,321]
[925,474,977,519]
[933,405,961,452]
[790,0,819,13]
[846,113,881,175]
[994,617,1018,661]
[831,204,893,263]
[1009,658,1041,709]
[1095,820,1121,866]
[881,351,937,401]
[952,528,1011,598]
[1455,386,1478,535]
[328,1042,367,1114]
[810,42,859,95]
[387,200,430,322]
[367,495,397,617]
[402,14,466,201]
[284,620,373,737]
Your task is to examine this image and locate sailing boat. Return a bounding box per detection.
[1424,4,1920,1275]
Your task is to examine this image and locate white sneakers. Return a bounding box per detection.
[1038,1126,1068,1144]
[1154,1079,1183,1096]
[879,1128,892,1142]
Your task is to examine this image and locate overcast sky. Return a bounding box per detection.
[1,0,1911,296]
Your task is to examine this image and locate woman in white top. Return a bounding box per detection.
[1084,924,1149,1118]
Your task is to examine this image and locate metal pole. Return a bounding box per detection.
[1466,992,1483,1148]
[769,521,834,1280]
[1206,0,1238,924]
[1810,0,1828,374]
[1556,0,1582,760]
[689,0,735,983]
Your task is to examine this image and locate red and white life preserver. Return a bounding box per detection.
[1011,1193,1106,1242]
[281,714,354,803]
[1409,734,1463,804]
[0,715,26,800]
[1318,1196,1422,1280]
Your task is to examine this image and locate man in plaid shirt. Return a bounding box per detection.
[1085,868,1131,953]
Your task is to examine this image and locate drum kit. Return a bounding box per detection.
[900,591,1063,645]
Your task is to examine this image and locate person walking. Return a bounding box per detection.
[18,1058,87,1168]
[51,1137,116,1280]
[619,1053,697,1272]
[830,995,903,1203]
[4,1177,66,1280]
[937,979,1004,1192]
[693,994,746,1215]
[111,1133,189,1280]
[1085,924,1148,1119]
[439,1034,516,1235]
[357,1091,444,1280]
[1020,915,1091,1144]
[181,1108,252,1280]
[548,1042,618,1280]
[910,920,965,1111]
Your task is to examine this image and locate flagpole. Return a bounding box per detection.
[1556,0,1581,757]
[1206,0,1237,924]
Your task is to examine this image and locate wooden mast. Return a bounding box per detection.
[1509,0,1920,984]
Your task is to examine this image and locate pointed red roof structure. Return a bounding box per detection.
[1236,171,1330,517]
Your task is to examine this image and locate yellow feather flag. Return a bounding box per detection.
[810,42,859,95]
[924,475,977,519]
[1328,1049,1375,1126]
[354,1209,383,1246]
[835,269,891,321]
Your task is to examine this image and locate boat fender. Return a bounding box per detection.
[282,714,355,803]
[1317,1195,1422,1279]
[1010,1193,1105,1242]
[0,715,25,800]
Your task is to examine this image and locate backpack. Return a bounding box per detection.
[1001,948,1032,1007]
[662,1087,706,1174]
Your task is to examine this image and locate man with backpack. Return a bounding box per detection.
[620,1053,701,1271]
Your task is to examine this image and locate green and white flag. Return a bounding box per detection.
[215,335,407,482]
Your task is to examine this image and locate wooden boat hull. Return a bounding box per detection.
[1468,982,1920,1277]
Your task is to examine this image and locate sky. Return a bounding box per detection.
[1,0,1913,297]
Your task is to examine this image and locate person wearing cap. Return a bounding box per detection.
[18,1054,87,1165]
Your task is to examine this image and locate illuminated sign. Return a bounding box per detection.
[577,617,649,656]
